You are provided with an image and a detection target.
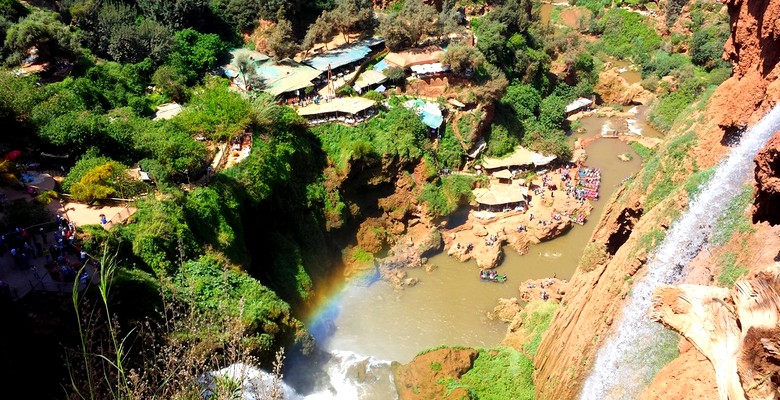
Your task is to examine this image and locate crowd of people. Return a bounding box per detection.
[1,213,93,287]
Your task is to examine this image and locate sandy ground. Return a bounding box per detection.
[0,172,129,299]
[59,201,136,229]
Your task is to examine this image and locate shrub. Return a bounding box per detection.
[711,184,755,245]
[716,251,748,287]
[579,242,608,272]
[436,125,465,169]
[418,175,476,218]
[456,347,535,400]
[630,142,654,160]
[596,9,661,63]
[362,90,384,101]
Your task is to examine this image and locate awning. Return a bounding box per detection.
[482,146,556,170]
[493,169,513,180]
[472,186,527,206]
[565,97,593,113]
[353,70,388,92]
[296,97,376,116]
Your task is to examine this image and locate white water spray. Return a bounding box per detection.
[580,104,780,400]
[209,350,396,400]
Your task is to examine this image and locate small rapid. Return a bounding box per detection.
[209,350,396,400]
[580,104,780,399]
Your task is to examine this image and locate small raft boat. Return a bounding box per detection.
[480,270,507,283]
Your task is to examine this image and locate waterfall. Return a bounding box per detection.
[208,350,397,400]
[580,104,780,400]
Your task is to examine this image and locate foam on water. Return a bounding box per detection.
[209,350,396,400]
[580,104,780,399]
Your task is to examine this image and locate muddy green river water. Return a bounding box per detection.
[307,109,654,363]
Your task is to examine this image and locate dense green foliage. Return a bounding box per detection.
[592,9,661,64]
[453,347,535,400]
[520,301,559,357]
[418,175,476,218]
[174,253,304,352]
[313,106,430,171]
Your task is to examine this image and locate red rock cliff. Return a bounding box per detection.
[532,0,780,399]
[711,0,780,131]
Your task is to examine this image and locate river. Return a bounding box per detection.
[302,113,649,367]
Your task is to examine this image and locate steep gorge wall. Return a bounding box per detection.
[532,0,780,398]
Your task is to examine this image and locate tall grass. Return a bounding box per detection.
[67,246,287,399]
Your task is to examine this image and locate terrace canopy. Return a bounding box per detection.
[472,186,528,206]
[481,146,556,170]
[353,70,387,92]
[224,50,322,97]
[296,97,376,117]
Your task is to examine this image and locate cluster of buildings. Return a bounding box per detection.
[221,38,453,128]
[473,146,557,212]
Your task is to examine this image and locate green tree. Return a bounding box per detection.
[107,19,173,64]
[378,0,439,50]
[69,160,128,202]
[153,65,188,102]
[441,43,484,76]
[438,0,463,36]
[474,19,507,66]
[0,73,42,123]
[137,0,209,30]
[501,83,541,120]
[538,95,566,131]
[4,10,81,65]
[266,17,299,61]
[690,25,729,70]
[327,0,374,43]
[174,78,252,141]
[81,1,137,57]
[488,0,532,33]
[302,13,336,53]
[167,28,229,83]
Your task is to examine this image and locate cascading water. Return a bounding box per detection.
[209,350,396,400]
[580,104,780,400]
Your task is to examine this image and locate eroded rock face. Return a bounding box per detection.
[594,69,653,105]
[650,266,780,400]
[753,132,780,224]
[393,348,478,400]
[711,0,780,135]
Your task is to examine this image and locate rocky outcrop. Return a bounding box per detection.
[532,0,780,398]
[594,69,653,105]
[488,297,522,322]
[393,348,478,400]
[650,266,780,400]
[753,132,780,224]
[641,339,720,400]
[710,0,780,139]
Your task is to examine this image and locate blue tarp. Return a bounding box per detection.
[305,43,372,71]
[373,59,388,72]
[421,112,444,129]
[404,99,443,129]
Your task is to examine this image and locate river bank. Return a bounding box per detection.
[300,103,649,368]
